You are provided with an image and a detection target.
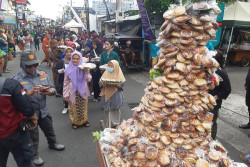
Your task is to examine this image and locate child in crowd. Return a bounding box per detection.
[99,60,125,128]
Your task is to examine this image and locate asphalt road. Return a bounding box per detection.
[4,45,250,167]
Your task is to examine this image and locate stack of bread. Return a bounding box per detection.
[99,1,235,167]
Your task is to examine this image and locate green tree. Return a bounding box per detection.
[145,0,174,14]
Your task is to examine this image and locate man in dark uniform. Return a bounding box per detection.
[0,76,38,167]
[13,52,65,166]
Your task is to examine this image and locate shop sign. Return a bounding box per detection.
[0,23,16,30]
[16,0,27,4]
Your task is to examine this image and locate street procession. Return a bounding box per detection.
[0,0,250,166]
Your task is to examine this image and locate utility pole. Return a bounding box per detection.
[85,0,90,32]
[103,0,110,20]
[15,2,18,29]
[116,0,121,11]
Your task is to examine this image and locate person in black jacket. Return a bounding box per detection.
[239,65,250,134]
[208,50,231,139]
[0,77,38,167]
[54,47,73,114]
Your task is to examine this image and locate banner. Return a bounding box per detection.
[0,23,16,30]
[136,0,154,40]
[70,7,86,31]
[16,0,26,4]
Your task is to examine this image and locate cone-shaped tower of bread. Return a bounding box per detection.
[100,2,232,167]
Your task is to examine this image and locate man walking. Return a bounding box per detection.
[13,52,65,166]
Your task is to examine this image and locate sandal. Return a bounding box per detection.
[239,123,250,129]
[93,99,98,102]
[84,121,90,127]
[240,155,250,164]
[72,125,78,129]
[56,94,62,97]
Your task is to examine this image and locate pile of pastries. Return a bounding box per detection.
[99,1,235,167]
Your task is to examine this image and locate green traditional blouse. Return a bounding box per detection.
[100,50,121,66]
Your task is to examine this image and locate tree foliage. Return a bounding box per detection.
[144,0,238,14]
[145,0,175,14]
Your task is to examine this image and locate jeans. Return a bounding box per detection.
[29,114,57,156]
[0,130,34,167]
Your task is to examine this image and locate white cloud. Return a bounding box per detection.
[28,0,84,19]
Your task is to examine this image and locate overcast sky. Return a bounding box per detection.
[28,0,88,20]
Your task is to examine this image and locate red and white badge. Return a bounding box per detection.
[21,89,26,95]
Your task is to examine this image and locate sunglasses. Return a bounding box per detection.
[25,63,39,68]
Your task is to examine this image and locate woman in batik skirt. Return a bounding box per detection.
[63,51,92,129]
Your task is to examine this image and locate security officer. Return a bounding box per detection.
[0,77,38,167]
[13,52,65,166]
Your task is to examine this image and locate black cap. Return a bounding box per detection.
[21,52,40,65]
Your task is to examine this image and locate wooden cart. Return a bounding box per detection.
[97,141,108,167]
[227,50,250,66]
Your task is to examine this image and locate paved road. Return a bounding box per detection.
[5,45,250,166]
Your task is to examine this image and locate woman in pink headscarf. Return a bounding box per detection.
[63,51,92,128]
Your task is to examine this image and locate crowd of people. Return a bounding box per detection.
[0,27,127,167]
[0,26,250,166]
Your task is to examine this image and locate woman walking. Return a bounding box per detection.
[100,40,121,66]
[24,31,32,51]
[88,41,103,102]
[41,34,50,64]
[100,60,125,128]
[63,51,92,129]
[17,33,25,51]
[54,47,73,113]
[48,39,61,86]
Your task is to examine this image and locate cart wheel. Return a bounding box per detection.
[241,57,249,67]
[229,60,238,65]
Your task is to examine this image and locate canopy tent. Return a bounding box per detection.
[223,1,250,27]
[64,19,83,29]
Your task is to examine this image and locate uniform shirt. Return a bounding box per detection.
[13,70,55,119]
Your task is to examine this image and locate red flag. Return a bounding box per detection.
[16,0,27,4]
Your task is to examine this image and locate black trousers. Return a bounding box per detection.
[91,68,101,99]
[210,109,219,140]
[34,42,39,51]
[0,130,34,167]
[246,92,250,122]
[29,114,57,156]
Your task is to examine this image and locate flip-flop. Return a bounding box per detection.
[84,121,90,127]
[72,125,78,129]
[239,124,250,129]
[240,155,250,164]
